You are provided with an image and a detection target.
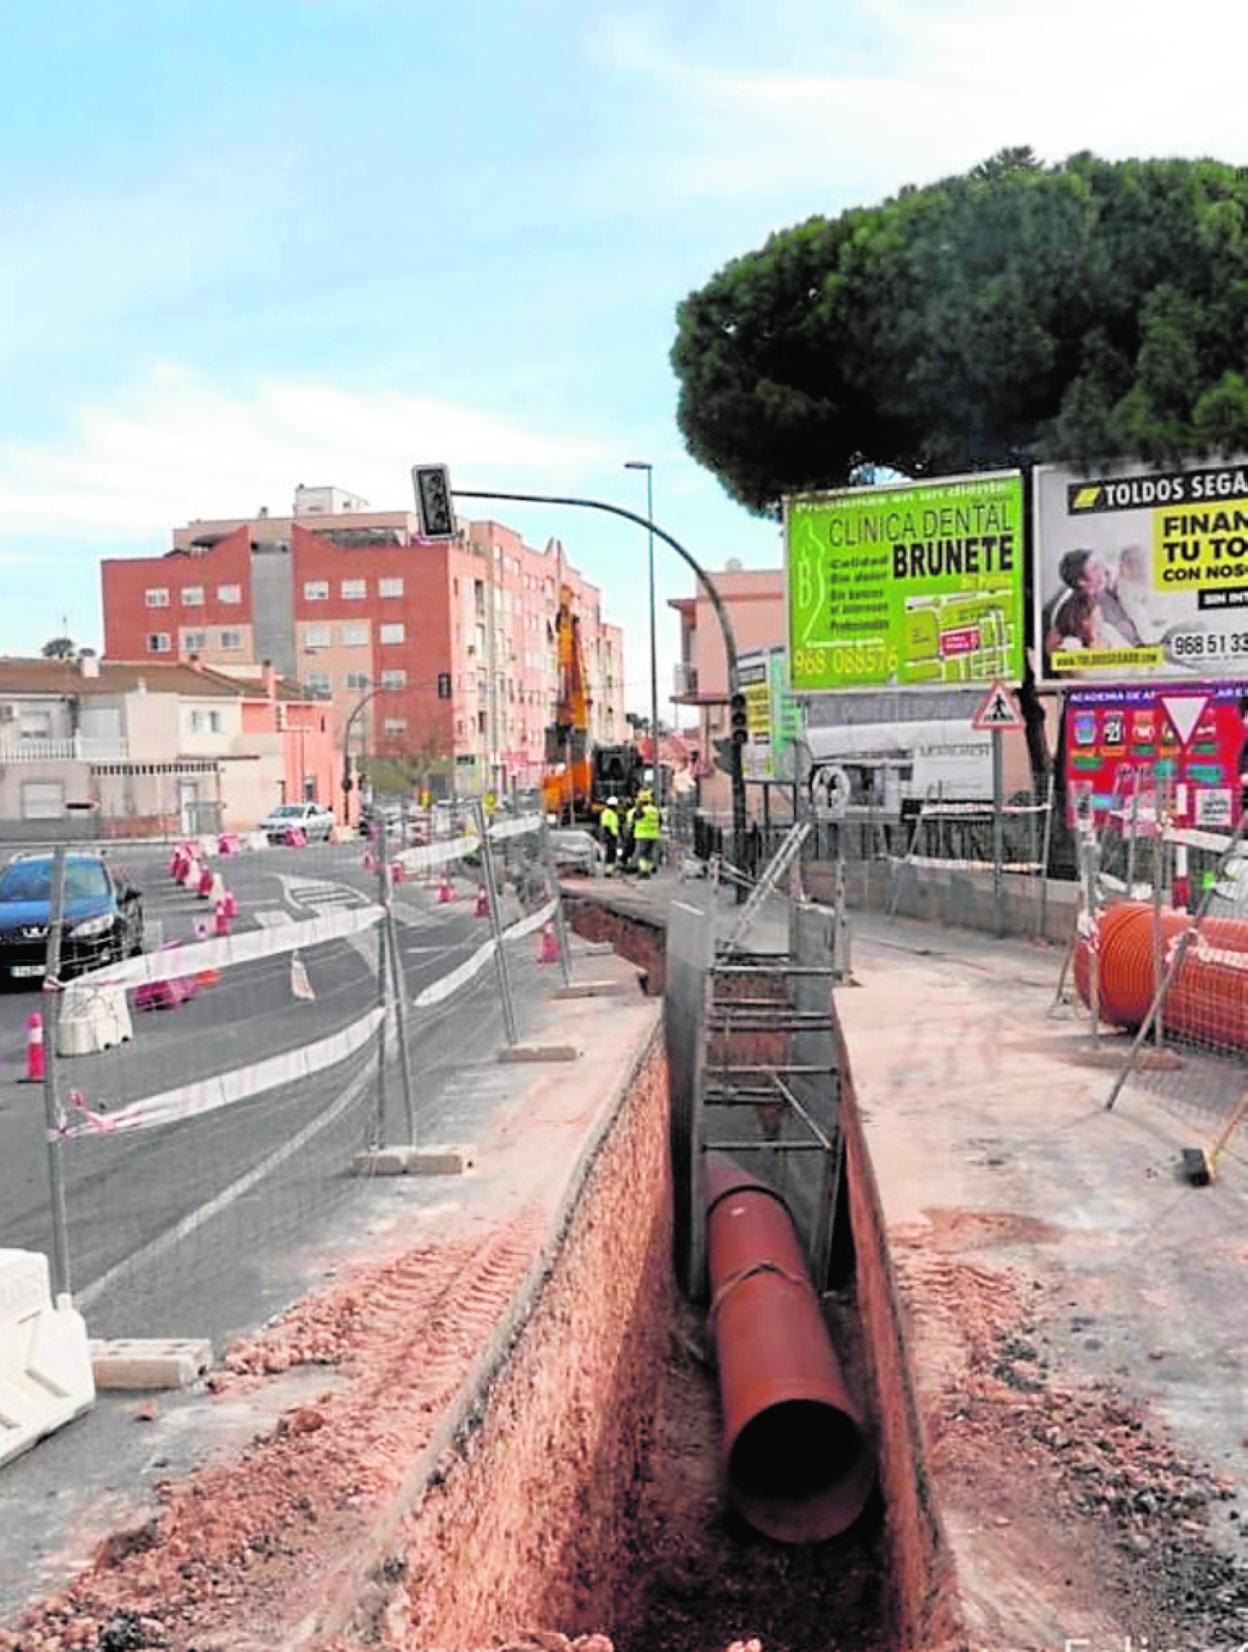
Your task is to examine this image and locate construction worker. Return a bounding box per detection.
[600,796,620,876]
[619,793,638,874]
[634,789,661,878]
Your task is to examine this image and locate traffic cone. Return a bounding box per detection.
[222,888,237,919]
[208,871,226,908]
[169,848,185,880]
[197,864,215,899]
[437,872,455,903]
[22,1011,44,1082]
[179,855,199,888]
[391,860,406,885]
[474,884,489,919]
[214,901,231,938]
[537,920,560,965]
[362,850,377,874]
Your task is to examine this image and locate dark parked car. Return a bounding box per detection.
[0,854,145,983]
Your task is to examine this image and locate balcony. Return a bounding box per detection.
[0,736,130,763]
[673,662,698,699]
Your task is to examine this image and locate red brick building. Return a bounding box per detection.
[100,488,626,795]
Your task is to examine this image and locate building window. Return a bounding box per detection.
[181,586,204,607]
[379,622,405,644]
[383,717,407,736]
[477,711,487,734]
[20,711,52,740]
[345,671,369,690]
[21,780,63,820]
[183,630,206,652]
[342,621,368,647]
[147,633,172,653]
[378,577,404,598]
[145,588,169,608]
[304,624,331,649]
[219,629,243,650]
[341,579,366,600]
[189,709,223,734]
[305,671,331,696]
[303,580,329,601]
[217,584,242,604]
[380,669,406,689]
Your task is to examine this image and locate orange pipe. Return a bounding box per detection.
[1075,900,1248,1048]
[704,1154,875,1543]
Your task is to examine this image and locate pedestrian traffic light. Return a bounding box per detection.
[411,464,456,540]
[730,691,749,745]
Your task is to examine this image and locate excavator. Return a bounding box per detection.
[541,584,643,822]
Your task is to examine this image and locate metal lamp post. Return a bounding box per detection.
[342,682,380,822]
[624,460,661,808]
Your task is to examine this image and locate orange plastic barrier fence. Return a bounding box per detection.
[1075,900,1248,1049]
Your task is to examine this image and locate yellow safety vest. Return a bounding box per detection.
[600,806,619,837]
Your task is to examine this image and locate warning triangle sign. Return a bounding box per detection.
[971,679,1025,733]
[1160,694,1208,750]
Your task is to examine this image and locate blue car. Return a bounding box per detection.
[0,854,145,984]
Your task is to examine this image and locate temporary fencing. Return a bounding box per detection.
[3,799,576,1346]
[1053,792,1248,1173]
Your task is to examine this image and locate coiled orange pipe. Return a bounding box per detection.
[1075,900,1248,1048]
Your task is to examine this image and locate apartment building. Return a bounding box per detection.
[0,656,334,837]
[100,486,627,795]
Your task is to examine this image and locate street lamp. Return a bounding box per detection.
[624,460,661,808]
[342,682,380,823]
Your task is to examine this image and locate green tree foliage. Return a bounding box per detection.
[41,636,79,659]
[672,150,1248,512]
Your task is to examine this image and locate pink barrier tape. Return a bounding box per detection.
[56,1005,384,1139]
[412,898,556,1008]
[76,902,384,993]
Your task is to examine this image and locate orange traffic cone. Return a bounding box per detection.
[437,872,455,903]
[391,860,406,885]
[197,865,215,899]
[537,920,560,965]
[474,884,489,919]
[214,901,231,937]
[22,1011,44,1083]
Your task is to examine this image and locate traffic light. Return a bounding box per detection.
[411,464,456,540]
[730,691,749,745]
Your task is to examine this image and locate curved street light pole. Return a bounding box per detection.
[342,683,382,823]
[451,487,746,880]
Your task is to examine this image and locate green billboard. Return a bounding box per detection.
[785,471,1025,693]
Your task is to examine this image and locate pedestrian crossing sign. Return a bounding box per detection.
[971,679,1024,732]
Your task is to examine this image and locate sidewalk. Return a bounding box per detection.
[839,913,1248,1648]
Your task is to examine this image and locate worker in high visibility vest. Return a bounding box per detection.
[634,790,661,878]
[619,794,638,873]
[600,796,620,876]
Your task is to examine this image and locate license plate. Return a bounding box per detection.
[11,964,44,978]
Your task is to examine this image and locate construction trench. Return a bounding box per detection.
[7,891,1244,1650]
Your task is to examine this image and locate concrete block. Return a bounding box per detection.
[0,1250,94,1468]
[553,979,627,999]
[497,1044,580,1064]
[89,1337,212,1391]
[57,985,133,1056]
[355,1144,474,1176]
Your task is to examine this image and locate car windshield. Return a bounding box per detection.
[0,860,109,903]
[272,805,305,817]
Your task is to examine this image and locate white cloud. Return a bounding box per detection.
[0,365,612,544]
[594,0,1248,205]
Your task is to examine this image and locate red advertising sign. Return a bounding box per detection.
[1065,683,1248,828]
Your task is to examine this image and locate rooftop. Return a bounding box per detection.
[0,658,313,703]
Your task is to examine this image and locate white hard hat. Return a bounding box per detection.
[607,796,618,806]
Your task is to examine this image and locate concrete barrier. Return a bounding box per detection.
[57,984,133,1055]
[0,1250,95,1469]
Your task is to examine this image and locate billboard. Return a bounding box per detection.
[738,646,804,781]
[785,471,1025,694]
[1035,456,1248,684]
[1064,683,1248,828]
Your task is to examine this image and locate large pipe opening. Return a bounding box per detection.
[728,1398,872,1543]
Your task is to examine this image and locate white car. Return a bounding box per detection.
[259,801,336,843]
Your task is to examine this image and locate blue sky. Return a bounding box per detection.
[2,0,1244,711]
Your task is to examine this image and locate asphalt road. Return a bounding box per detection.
[0,837,557,1344]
